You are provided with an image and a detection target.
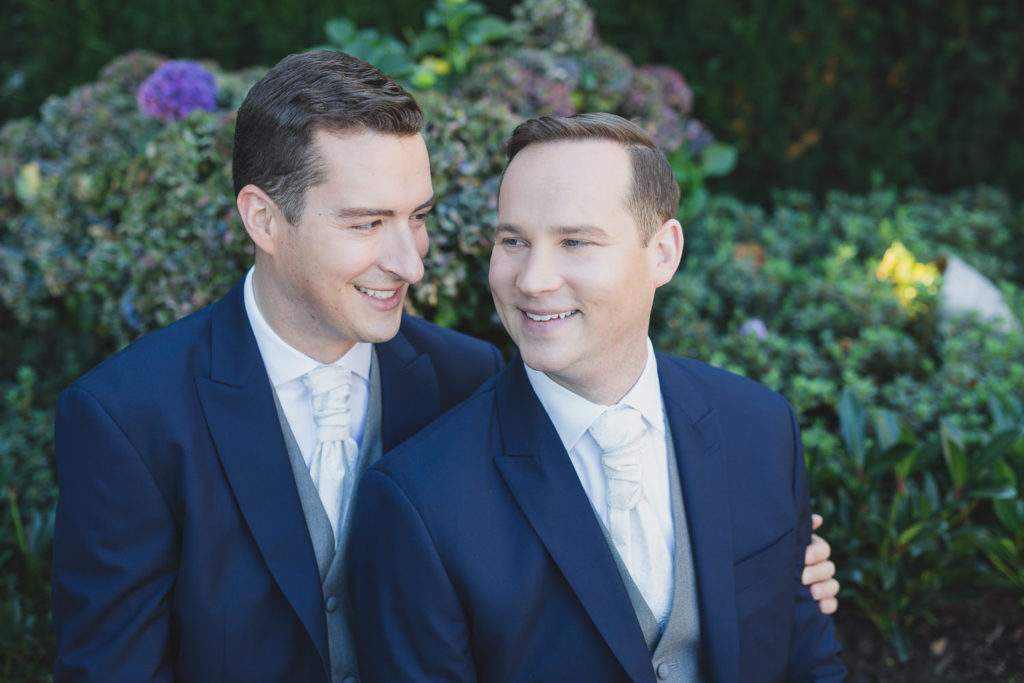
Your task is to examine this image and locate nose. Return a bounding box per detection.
[380,223,427,284]
[516,245,562,297]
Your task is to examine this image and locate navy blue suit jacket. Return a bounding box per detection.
[51,278,504,682]
[349,354,845,682]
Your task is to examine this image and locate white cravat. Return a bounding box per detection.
[303,364,360,546]
[589,404,673,623]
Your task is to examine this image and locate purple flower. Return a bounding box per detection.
[684,120,715,157]
[739,318,768,340]
[137,60,217,121]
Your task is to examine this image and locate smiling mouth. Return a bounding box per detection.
[356,285,400,301]
[524,310,578,322]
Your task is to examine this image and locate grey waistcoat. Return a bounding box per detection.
[596,426,703,682]
[273,350,383,683]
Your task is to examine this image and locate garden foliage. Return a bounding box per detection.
[1,0,1023,676]
[6,0,1022,206]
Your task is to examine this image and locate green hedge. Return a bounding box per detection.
[0,0,431,123]
[5,1,1022,204]
[580,0,1024,203]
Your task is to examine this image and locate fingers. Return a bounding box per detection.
[802,559,835,586]
[811,513,823,531]
[804,533,832,565]
[816,596,838,615]
[809,578,840,602]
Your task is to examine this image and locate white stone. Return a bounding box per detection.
[938,255,1019,332]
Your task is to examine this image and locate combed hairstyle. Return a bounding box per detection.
[502,113,680,245]
[232,50,423,226]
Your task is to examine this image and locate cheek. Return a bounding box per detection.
[488,254,507,291]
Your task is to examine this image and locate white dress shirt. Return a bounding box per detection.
[243,267,372,469]
[524,338,676,558]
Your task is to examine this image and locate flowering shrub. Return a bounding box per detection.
[510,0,599,54]
[651,187,1024,653]
[875,241,941,314]
[456,47,579,117]
[137,60,218,121]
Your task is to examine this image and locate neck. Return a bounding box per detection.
[545,341,649,406]
[252,266,355,364]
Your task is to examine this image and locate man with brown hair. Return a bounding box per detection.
[51,51,503,682]
[349,113,845,681]
[53,52,838,681]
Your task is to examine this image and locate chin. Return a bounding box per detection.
[518,348,572,376]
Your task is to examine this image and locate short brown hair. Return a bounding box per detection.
[502,112,680,244]
[233,51,423,225]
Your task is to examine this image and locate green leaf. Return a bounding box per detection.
[966,484,1017,500]
[700,142,738,177]
[978,429,1024,468]
[994,498,1024,536]
[941,420,968,489]
[372,52,417,78]
[897,522,925,546]
[874,409,902,451]
[879,563,898,590]
[324,18,356,46]
[922,472,940,513]
[410,30,447,57]
[838,388,866,469]
[463,16,511,46]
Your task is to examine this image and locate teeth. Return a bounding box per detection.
[357,286,397,300]
[525,310,576,322]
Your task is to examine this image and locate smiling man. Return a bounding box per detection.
[50,52,504,682]
[52,53,837,683]
[349,113,845,682]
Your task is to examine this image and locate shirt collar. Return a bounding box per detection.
[524,338,664,453]
[243,266,372,388]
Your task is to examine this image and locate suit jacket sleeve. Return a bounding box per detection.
[348,469,477,682]
[51,386,177,682]
[785,403,846,682]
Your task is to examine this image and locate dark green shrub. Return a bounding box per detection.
[652,187,1024,657]
[815,390,1021,660]
[0,367,57,681]
[580,0,1024,203]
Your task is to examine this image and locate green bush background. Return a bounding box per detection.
[4,1,1023,205]
[2,0,1023,679]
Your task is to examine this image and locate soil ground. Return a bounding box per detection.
[836,590,1024,681]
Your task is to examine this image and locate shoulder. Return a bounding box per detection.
[63,298,219,409]
[375,373,500,480]
[657,352,793,420]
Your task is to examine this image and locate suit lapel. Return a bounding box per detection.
[657,354,738,683]
[376,323,441,453]
[492,358,654,683]
[194,281,330,678]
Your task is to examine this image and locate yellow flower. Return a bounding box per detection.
[876,240,942,313]
[421,56,452,76]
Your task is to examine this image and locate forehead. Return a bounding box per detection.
[498,140,632,222]
[310,129,432,201]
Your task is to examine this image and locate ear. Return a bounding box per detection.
[649,218,684,288]
[236,184,285,255]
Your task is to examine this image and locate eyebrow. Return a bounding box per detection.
[333,196,435,220]
[494,223,609,238]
